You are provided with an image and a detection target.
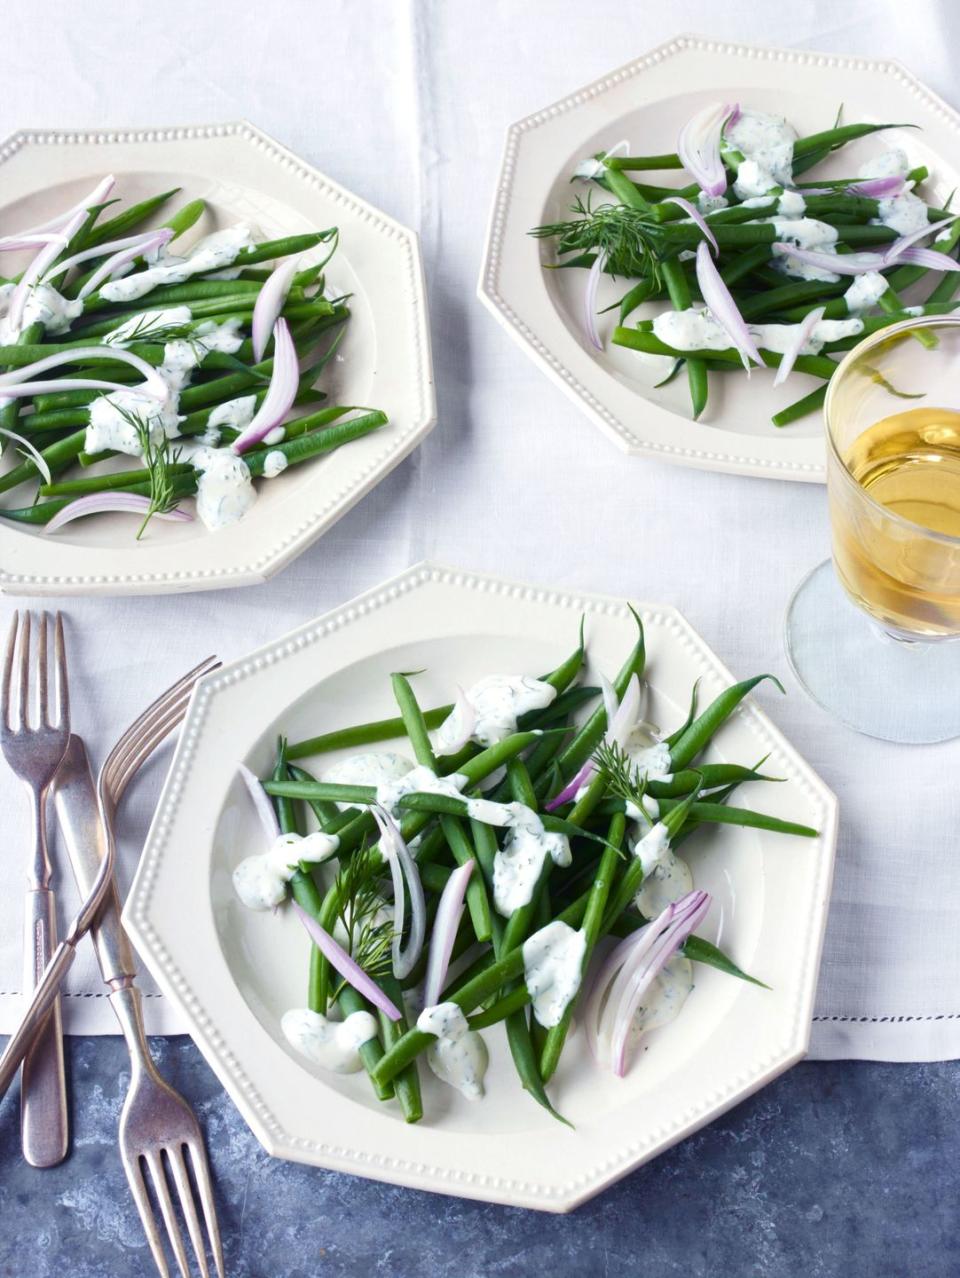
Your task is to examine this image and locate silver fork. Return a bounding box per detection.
[1,611,71,1167]
[0,654,225,1278]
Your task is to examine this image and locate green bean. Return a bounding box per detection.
[540,812,625,1082]
[85,188,182,247]
[605,153,685,172]
[669,674,784,769]
[378,975,422,1121]
[287,763,340,829]
[661,258,708,418]
[772,383,829,428]
[288,706,453,759]
[612,326,838,380]
[162,198,207,241]
[657,797,818,838]
[793,121,914,161]
[506,1005,570,1125]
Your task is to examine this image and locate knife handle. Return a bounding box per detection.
[20,887,68,1167]
[52,735,136,986]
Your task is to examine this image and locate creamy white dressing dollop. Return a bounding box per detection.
[323,751,414,810]
[634,848,694,916]
[696,192,729,215]
[232,829,340,910]
[0,281,83,342]
[724,110,797,199]
[627,955,694,1043]
[872,190,930,236]
[651,308,862,356]
[263,450,288,478]
[522,920,586,1028]
[417,1003,488,1099]
[281,1008,377,1074]
[492,804,571,917]
[434,674,556,752]
[843,271,888,314]
[769,216,841,282]
[99,225,255,303]
[632,821,672,878]
[201,393,258,445]
[188,445,256,531]
[858,149,911,181]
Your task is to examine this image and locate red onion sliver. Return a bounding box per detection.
[434,685,477,758]
[292,902,402,1021]
[424,859,474,1006]
[696,241,763,371]
[0,234,65,254]
[41,229,171,288]
[0,426,52,484]
[583,248,606,351]
[773,305,825,387]
[231,318,298,454]
[663,196,718,255]
[893,245,960,272]
[79,229,175,299]
[610,892,710,1076]
[848,175,905,199]
[584,921,656,1061]
[252,258,300,362]
[0,345,168,400]
[238,762,281,844]
[886,214,955,256]
[772,244,885,276]
[44,491,193,534]
[677,102,730,198]
[372,805,426,981]
[607,673,641,749]
[599,673,619,738]
[0,175,115,246]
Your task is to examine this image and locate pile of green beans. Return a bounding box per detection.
[0,184,387,528]
[256,615,817,1124]
[531,115,960,425]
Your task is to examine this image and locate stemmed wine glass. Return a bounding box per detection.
[785,315,960,743]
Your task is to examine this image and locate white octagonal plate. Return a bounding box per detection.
[478,34,960,482]
[0,122,435,596]
[124,562,838,1211]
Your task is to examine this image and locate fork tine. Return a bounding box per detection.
[167,1144,212,1278]
[185,1140,225,1278]
[143,1150,191,1278]
[2,612,17,732]
[107,691,194,799]
[37,613,48,727]
[53,612,67,728]
[124,1152,173,1278]
[18,611,30,731]
[103,656,219,777]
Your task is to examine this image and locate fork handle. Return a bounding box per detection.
[20,888,68,1166]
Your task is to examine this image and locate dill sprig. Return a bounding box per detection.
[330,843,393,1001]
[531,195,664,282]
[108,405,183,539]
[594,739,652,819]
[107,314,197,346]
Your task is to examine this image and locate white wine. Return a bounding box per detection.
[831,406,960,636]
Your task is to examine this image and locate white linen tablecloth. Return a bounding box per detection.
[0,0,958,1058]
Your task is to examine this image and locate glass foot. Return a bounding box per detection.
[785,560,960,744]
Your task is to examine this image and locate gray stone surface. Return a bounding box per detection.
[0,1038,956,1277]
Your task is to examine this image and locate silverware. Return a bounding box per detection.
[55,662,226,1278]
[1,611,70,1167]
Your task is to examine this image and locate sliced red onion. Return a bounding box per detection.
[253,258,300,362]
[772,244,885,276]
[78,229,174,299]
[696,241,762,372]
[894,245,960,272]
[849,175,906,198]
[44,492,192,534]
[0,427,52,483]
[677,102,731,198]
[547,673,642,810]
[0,175,115,246]
[424,859,474,1006]
[372,804,426,981]
[0,233,66,254]
[434,685,477,758]
[609,891,710,1075]
[583,248,606,350]
[0,345,168,400]
[663,196,718,255]
[583,924,654,1057]
[292,901,402,1021]
[238,762,281,844]
[887,214,954,256]
[231,319,298,455]
[41,229,171,288]
[773,305,825,387]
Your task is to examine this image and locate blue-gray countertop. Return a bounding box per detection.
[0,1038,955,1277]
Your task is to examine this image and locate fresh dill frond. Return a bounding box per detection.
[330,842,393,1002]
[108,314,197,346]
[531,194,664,283]
[113,406,183,540]
[594,739,651,818]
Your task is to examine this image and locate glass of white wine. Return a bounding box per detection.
[785,315,960,742]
